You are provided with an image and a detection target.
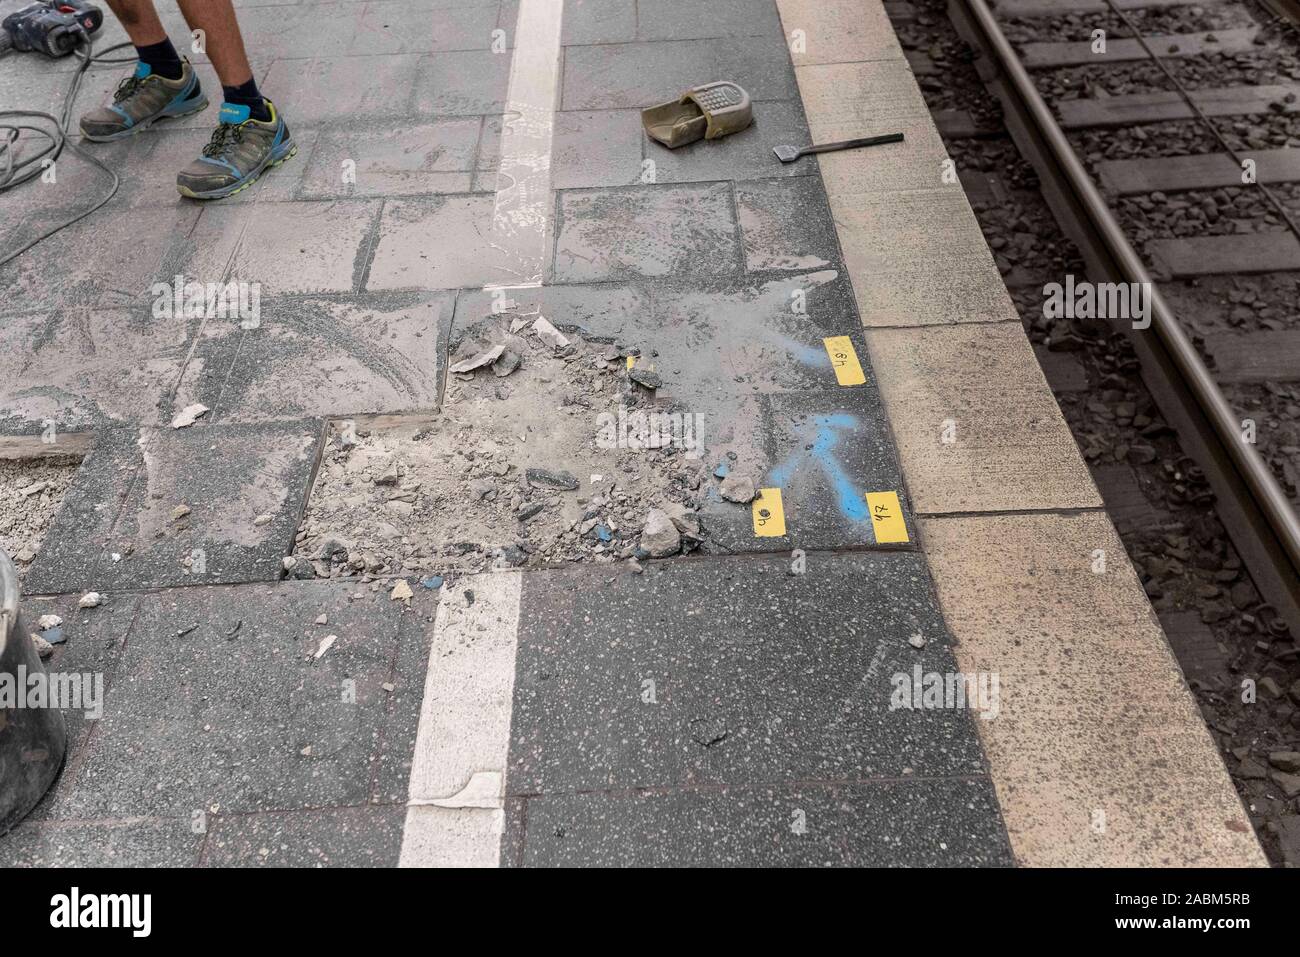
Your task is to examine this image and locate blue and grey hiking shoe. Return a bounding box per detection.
[175,99,296,200]
[79,58,207,142]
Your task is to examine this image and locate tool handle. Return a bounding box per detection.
[803,132,905,156]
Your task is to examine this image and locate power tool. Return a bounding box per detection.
[0,1,103,58]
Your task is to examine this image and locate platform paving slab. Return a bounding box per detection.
[508,778,1011,867]
[735,177,841,272]
[0,205,202,316]
[409,50,511,116]
[495,552,1007,864]
[552,182,744,283]
[367,195,533,291]
[0,306,193,436]
[777,0,905,66]
[508,553,987,792]
[864,322,1101,514]
[298,119,482,200]
[42,580,415,821]
[176,292,454,424]
[921,512,1266,867]
[185,200,382,296]
[0,819,203,868]
[202,806,407,867]
[561,36,798,111]
[23,422,322,595]
[476,109,644,192]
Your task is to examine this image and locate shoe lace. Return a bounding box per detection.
[113,75,146,103]
[202,122,245,159]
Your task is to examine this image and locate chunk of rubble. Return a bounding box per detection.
[78,591,104,609]
[532,315,570,350]
[313,634,337,659]
[37,614,62,630]
[640,508,681,558]
[628,367,662,390]
[719,473,756,504]
[448,323,527,377]
[525,468,579,491]
[30,633,53,659]
[171,403,210,429]
[390,579,414,602]
[659,501,700,537]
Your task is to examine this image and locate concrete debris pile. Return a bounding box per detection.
[294,312,738,580]
[0,457,78,578]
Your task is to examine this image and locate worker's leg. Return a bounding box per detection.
[172,0,296,200]
[80,0,205,141]
[175,0,257,94]
[103,0,169,46]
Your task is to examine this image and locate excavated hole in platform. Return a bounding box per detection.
[0,455,79,585]
[293,319,714,582]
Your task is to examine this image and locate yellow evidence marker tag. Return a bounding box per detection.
[865,491,909,543]
[752,487,787,537]
[822,336,866,386]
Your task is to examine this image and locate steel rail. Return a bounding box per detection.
[951,0,1300,629]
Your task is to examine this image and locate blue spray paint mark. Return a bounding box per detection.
[767,413,868,523]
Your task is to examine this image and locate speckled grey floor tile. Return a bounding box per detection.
[43,580,409,820]
[202,806,407,867]
[506,779,1011,867]
[508,552,986,793]
[499,552,1007,864]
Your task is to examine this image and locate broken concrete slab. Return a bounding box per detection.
[24,422,323,594]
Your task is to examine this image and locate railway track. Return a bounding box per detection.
[887,0,1300,861]
[938,0,1300,634]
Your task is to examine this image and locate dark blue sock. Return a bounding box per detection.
[134,38,183,81]
[222,78,272,122]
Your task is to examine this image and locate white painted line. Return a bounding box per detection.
[487,0,565,290]
[398,572,523,868]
